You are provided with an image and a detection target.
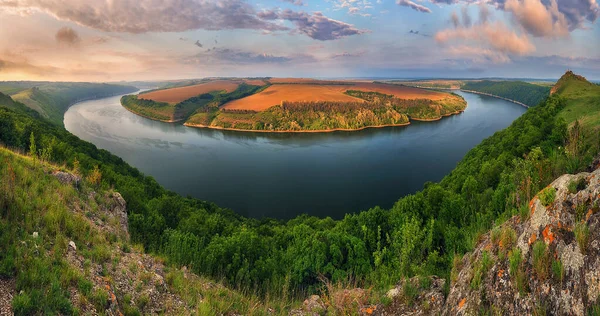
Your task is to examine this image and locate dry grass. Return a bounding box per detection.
[139,80,240,104]
[222,84,365,111]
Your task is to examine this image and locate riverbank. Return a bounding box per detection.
[183,121,412,133]
[460,89,530,108]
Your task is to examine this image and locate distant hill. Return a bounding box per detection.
[462,80,551,107]
[0,82,137,125]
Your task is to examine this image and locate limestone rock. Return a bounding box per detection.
[52,171,81,187]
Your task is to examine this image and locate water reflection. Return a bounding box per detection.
[65,91,526,219]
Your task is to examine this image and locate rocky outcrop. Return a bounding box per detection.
[329,165,600,315]
[52,170,81,187]
[440,166,600,315]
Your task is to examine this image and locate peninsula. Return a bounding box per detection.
[120,78,467,132]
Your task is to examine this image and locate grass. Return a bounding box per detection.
[532,241,549,280]
[539,187,556,206]
[470,251,493,290]
[574,222,590,254]
[568,177,587,194]
[0,147,302,315]
[508,248,527,295]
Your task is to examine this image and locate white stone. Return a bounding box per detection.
[69,240,77,251]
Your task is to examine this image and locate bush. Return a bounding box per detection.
[539,187,556,206]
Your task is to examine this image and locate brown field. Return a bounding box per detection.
[267,78,320,84]
[222,81,453,111]
[243,79,268,86]
[222,84,365,111]
[139,80,240,104]
[350,83,449,100]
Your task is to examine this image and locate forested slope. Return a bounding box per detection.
[462,80,551,107]
[0,82,137,125]
[1,71,599,314]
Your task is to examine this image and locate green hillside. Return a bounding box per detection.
[0,82,137,126]
[1,71,600,314]
[462,80,551,107]
[554,71,600,145]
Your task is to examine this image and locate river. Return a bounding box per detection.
[64,91,526,219]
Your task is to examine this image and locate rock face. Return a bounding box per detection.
[441,167,600,315]
[52,171,81,187]
[369,166,600,315]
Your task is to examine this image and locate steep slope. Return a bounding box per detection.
[462,80,551,107]
[2,82,138,125]
[554,71,600,146]
[0,147,293,315]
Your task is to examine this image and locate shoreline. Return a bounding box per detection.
[121,105,186,123]
[183,121,412,133]
[122,93,467,134]
[460,89,529,108]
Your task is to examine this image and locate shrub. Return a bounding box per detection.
[532,241,549,279]
[574,222,589,254]
[539,187,556,206]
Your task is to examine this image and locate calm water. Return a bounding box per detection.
[64,91,526,219]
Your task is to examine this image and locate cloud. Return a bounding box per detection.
[183,48,317,65]
[330,51,367,59]
[445,45,511,63]
[194,40,203,48]
[504,0,569,37]
[330,0,374,16]
[281,0,304,6]
[258,9,368,40]
[396,0,432,13]
[55,27,80,45]
[0,0,288,33]
[435,21,534,56]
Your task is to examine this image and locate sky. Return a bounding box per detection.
[0,0,598,81]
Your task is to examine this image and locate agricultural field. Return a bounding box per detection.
[123,78,467,132]
[222,84,364,111]
[138,80,241,104]
[222,81,451,111]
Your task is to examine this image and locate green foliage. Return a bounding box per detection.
[6,82,137,125]
[532,241,549,280]
[568,177,587,194]
[462,80,550,107]
[1,73,598,307]
[188,89,466,131]
[508,248,527,294]
[552,258,564,284]
[471,251,493,290]
[539,187,556,206]
[402,280,419,306]
[574,222,590,254]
